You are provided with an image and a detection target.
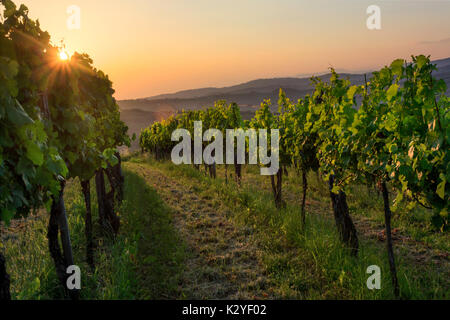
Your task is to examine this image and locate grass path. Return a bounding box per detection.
[127,162,273,299]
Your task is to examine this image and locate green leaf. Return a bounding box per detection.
[347,86,358,100]
[0,58,19,78]
[66,151,78,165]
[6,100,34,126]
[331,185,340,194]
[386,84,399,101]
[25,142,44,166]
[416,55,428,69]
[390,59,404,76]
[436,175,446,200]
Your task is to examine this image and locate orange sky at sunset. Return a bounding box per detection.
[16,0,450,100]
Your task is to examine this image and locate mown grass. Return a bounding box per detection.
[2,167,185,300]
[137,154,449,300]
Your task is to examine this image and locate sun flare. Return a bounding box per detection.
[59,51,69,61]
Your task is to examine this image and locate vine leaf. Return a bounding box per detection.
[437,174,446,200]
[386,84,399,101]
[25,142,44,166]
[6,100,33,126]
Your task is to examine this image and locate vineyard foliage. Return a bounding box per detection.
[140,56,449,230]
[0,0,130,223]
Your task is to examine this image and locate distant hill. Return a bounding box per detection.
[118,73,369,113]
[120,57,450,150]
[120,57,450,110]
[433,57,450,89]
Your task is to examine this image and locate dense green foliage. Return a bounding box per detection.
[140,101,243,158]
[0,0,130,299]
[0,0,129,224]
[140,55,448,230]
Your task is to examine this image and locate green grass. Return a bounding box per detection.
[138,154,449,300]
[2,167,185,300]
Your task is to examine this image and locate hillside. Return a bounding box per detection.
[118,73,368,113]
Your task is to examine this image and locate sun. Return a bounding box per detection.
[59,50,69,61]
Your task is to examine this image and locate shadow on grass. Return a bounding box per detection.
[122,169,186,299]
[3,167,185,300]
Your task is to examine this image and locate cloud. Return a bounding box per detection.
[419,37,450,45]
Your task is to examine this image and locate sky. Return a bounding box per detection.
[12,0,450,100]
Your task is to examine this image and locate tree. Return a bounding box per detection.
[0,0,130,298]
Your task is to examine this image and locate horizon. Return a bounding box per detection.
[17,0,450,100]
[123,55,450,101]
